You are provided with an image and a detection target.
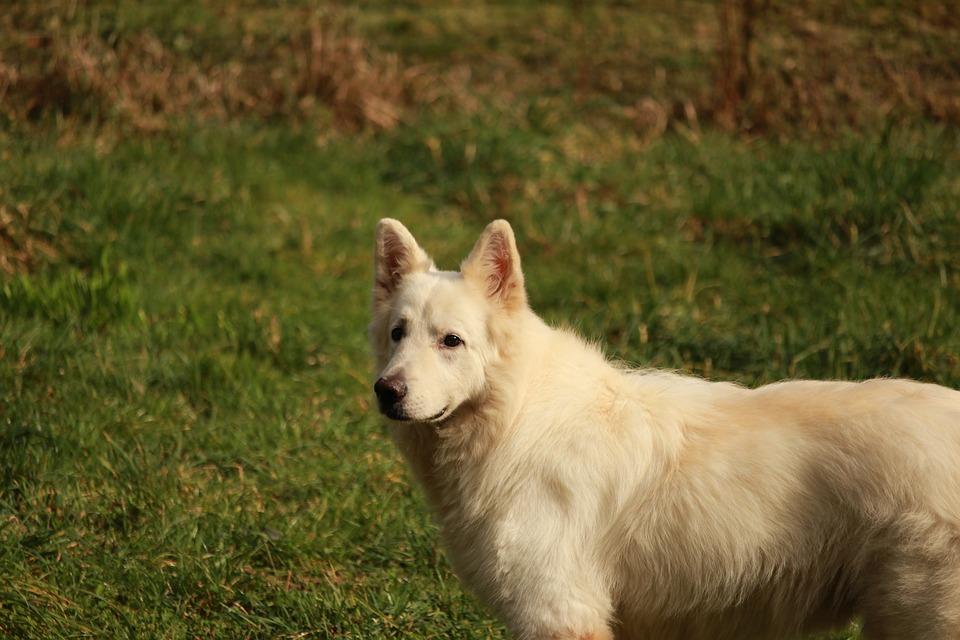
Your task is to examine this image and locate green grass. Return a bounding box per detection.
[4,117,957,638]
[2,1,959,638]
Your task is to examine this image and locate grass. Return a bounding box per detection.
[1,1,959,638]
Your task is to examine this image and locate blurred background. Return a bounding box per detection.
[1,1,958,638]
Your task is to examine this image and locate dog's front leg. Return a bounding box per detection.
[497,572,615,640]
[489,500,616,640]
[495,561,615,640]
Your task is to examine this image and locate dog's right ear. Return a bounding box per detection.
[374,219,432,301]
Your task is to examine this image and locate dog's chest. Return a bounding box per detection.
[436,489,537,608]
[425,442,550,599]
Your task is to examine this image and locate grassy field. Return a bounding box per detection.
[1,1,959,638]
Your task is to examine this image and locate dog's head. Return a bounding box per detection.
[369,219,526,424]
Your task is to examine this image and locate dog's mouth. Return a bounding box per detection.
[383,405,449,424]
[424,406,450,422]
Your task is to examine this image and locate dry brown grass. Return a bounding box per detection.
[2,2,956,138]
[390,1,960,138]
[296,22,449,131]
[0,8,458,133]
[0,203,59,276]
[707,1,960,134]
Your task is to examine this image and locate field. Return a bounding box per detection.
[1,1,959,638]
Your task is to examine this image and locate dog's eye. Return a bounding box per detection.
[442,334,463,348]
[391,326,404,342]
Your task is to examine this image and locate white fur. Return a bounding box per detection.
[370,219,960,640]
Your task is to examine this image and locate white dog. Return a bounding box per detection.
[369,218,960,640]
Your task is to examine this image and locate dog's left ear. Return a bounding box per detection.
[461,219,526,310]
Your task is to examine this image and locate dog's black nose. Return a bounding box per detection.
[374,376,407,407]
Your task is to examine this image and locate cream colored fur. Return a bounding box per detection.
[369,218,960,640]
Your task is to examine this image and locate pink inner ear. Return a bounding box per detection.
[387,248,404,281]
[485,233,512,297]
[379,232,409,290]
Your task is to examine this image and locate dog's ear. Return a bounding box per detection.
[374,219,433,300]
[461,219,526,310]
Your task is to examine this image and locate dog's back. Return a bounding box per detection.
[607,375,960,639]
